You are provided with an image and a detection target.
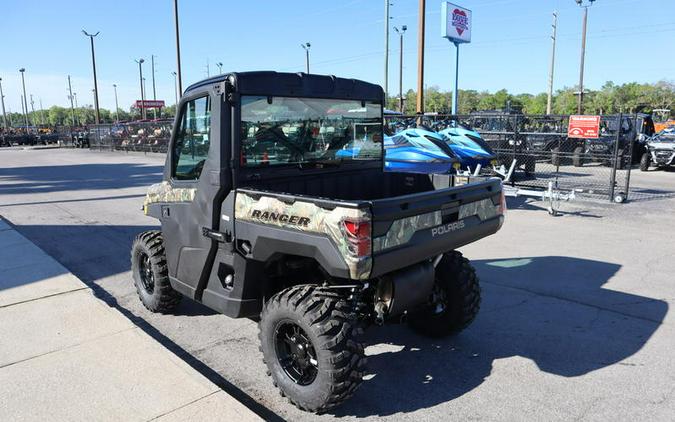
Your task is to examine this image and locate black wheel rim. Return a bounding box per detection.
[430,281,448,315]
[274,321,318,386]
[137,251,155,294]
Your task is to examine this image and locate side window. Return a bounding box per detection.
[172,96,211,180]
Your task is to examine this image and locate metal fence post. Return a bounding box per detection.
[622,113,637,200]
[608,112,622,202]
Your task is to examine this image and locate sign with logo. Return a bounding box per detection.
[135,100,165,109]
[441,2,471,43]
[568,115,601,138]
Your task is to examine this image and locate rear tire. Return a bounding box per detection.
[573,147,584,167]
[639,152,650,171]
[259,285,366,413]
[551,147,561,167]
[131,230,181,313]
[408,251,481,338]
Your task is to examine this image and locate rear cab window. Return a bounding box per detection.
[240,96,382,167]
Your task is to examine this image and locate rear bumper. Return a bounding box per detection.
[370,213,503,277]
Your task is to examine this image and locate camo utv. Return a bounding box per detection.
[132,72,505,412]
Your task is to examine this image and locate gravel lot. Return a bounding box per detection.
[1,148,674,421]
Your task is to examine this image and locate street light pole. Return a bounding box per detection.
[0,77,8,129]
[67,75,76,127]
[135,58,145,119]
[19,68,29,131]
[394,26,407,112]
[301,43,311,73]
[82,30,101,124]
[173,0,183,96]
[113,84,119,123]
[151,55,157,119]
[575,0,595,114]
[416,0,426,114]
[171,72,178,107]
[216,62,223,74]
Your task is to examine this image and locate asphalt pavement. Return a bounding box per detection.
[1,148,674,421]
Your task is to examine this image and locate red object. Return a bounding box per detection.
[240,150,247,166]
[135,100,166,109]
[568,115,601,139]
[343,219,371,257]
[452,9,468,36]
[262,151,269,164]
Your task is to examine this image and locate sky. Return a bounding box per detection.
[0,0,673,112]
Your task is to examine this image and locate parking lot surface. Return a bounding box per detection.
[1,148,674,421]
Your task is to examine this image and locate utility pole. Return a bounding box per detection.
[151,55,157,119]
[546,11,558,115]
[576,0,595,114]
[173,0,183,96]
[135,58,145,119]
[0,77,8,129]
[301,43,311,73]
[206,58,210,78]
[39,98,45,125]
[384,0,390,99]
[68,75,76,127]
[30,94,35,118]
[416,0,426,114]
[113,84,119,123]
[394,26,407,112]
[82,30,101,124]
[19,68,29,131]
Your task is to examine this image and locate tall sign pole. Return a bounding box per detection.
[384,0,390,99]
[546,11,558,115]
[441,2,471,115]
[416,0,426,114]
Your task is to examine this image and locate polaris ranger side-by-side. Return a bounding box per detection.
[131,72,505,412]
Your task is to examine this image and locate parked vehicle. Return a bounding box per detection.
[132,72,505,412]
[640,128,675,171]
[573,114,654,168]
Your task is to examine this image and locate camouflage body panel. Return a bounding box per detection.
[458,198,499,221]
[373,211,441,252]
[143,181,197,214]
[235,192,372,280]
[372,198,499,252]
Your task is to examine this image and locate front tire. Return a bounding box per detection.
[408,251,481,338]
[259,285,366,413]
[131,230,181,313]
[639,152,650,171]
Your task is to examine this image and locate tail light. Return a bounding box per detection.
[342,219,371,257]
[497,190,507,215]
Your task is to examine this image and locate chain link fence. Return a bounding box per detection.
[88,120,173,153]
[384,113,651,202]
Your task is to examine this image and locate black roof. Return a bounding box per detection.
[185,71,384,102]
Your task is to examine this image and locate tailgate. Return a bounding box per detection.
[369,178,503,277]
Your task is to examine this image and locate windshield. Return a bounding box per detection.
[388,132,445,153]
[653,131,675,143]
[241,96,382,167]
